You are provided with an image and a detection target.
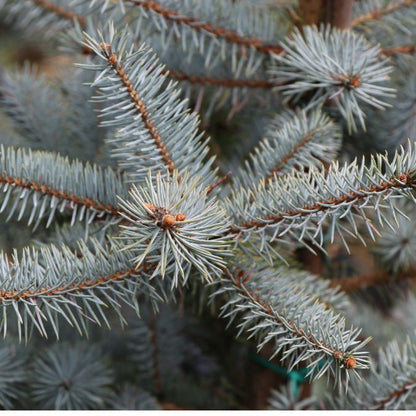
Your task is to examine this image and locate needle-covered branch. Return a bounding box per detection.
[235,109,342,189]
[0,341,27,408]
[124,0,283,54]
[0,146,126,229]
[270,25,394,132]
[0,67,103,163]
[80,26,216,185]
[352,0,416,27]
[164,69,282,90]
[229,141,416,253]
[352,0,416,53]
[78,0,287,106]
[30,0,86,25]
[0,0,91,39]
[213,265,370,387]
[331,338,416,409]
[0,239,162,340]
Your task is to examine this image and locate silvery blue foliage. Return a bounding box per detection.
[269,384,317,410]
[92,0,287,75]
[330,337,416,410]
[350,54,416,155]
[79,25,217,186]
[30,342,113,410]
[0,341,27,408]
[0,238,165,340]
[229,141,416,253]
[371,199,416,273]
[2,0,416,410]
[0,67,103,163]
[214,264,369,387]
[0,146,126,229]
[270,25,395,132]
[118,170,231,285]
[235,109,342,188]
[352,0,416,48]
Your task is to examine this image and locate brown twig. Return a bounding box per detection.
[31,0,86,26]
[231,172,415,233]
[0,173,121,218]
[81,47,284,88]
[352,0,416,26]
[0,266,139,303]
[263,130,314,186]
[206,172,232,195]
[127,0,283,55]
[230,268,358,368]
[373,380,416,410]
[381,45,416,57]
[164,69,283,89]
[100,43,176,173]
[330,268,416,293]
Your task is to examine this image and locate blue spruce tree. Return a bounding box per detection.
[0,0,416,410]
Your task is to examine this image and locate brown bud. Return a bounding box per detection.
[343,356,356,370]
[175,213,187,222]
[161,214,176,228]
[350,74,361,88]
[143,202,156,212]
[109,53,118,64]
[99,42,112,53]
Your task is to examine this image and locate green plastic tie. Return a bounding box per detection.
[249,351,326,399]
